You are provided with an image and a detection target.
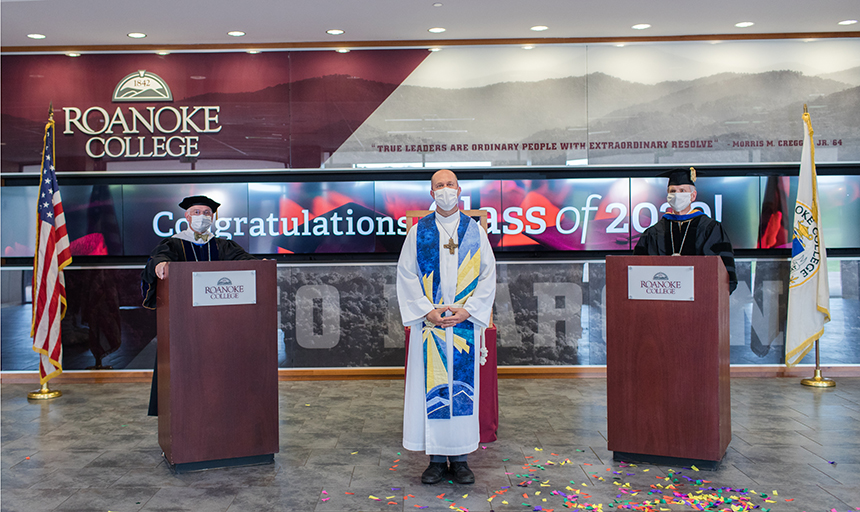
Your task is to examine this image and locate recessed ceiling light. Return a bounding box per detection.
[190,76,206,80]
[734,21,755,28]
[615,44,625,48]
[336,49,350,53]
[156,51,170,56]
[127,32,146,39]
[227,31,246,37]
[429,47,441,52]
[327,29,345,35]
[27,33,46,40]
[247,50,260,54]
[433,2,443,6]
[428,27,446,33]
[631,24,651,30]
[522,45,535,50]
[530,25,549,32]
[67,53,81,57]
[838,19,858,26]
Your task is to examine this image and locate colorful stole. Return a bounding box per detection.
[416,212,482,420]
[662,208,705,222]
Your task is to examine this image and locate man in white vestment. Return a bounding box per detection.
[397,169,496,485]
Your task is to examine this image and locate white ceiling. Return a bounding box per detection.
[1,0,858,50]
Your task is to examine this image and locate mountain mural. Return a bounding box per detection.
[334,69,860,164]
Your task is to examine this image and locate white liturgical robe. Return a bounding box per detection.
[396,211,496,455]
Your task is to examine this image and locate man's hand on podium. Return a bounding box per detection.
[155,261,169,280]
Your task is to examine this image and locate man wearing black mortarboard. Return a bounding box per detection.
[633,167,737,294]
[140,195,257,416]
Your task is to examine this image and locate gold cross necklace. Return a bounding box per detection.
[438,217,459,255]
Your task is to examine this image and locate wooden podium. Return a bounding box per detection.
[156,260,279,472]
[606,255,731,469]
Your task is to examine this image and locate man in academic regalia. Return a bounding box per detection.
[141,195,257,416]
[396,169,496,485]
[633,167,738,293]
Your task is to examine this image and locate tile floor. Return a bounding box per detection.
[2,377,859,511]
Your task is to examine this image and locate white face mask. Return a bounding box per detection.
[667,192,692,213]
[190,214,213,233]
[434,187,460,211]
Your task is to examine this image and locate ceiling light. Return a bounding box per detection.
[428,27,446,33]
[336,49,350,53]
[156,51,170,55]
[530,25,549,32]
[522,45,535,50]
[631,24,651,30]
[247,50,260,54]
[67,53,81,57]
[429,47,441,52]
[838,19,858,25]
[615,44,625,48]
[734,21,755,28]
[190,76,206,80]
[433,2,443,6]
[327,29,345,35]
[127,32,146,39]
[227,31,246,37]
[27,33,46,40]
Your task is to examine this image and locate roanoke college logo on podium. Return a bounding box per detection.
[192,270,257,307]
[627,265,695,301]
[112,70,173,102]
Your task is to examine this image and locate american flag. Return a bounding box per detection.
[31,111,72,384]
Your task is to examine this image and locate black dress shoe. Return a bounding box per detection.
[449,461,475,484]
[421,462,449,484]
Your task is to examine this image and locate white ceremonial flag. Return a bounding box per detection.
[785,111,830,367]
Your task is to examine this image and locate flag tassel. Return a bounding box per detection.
[800,339,835,388]
[27,382,62,400]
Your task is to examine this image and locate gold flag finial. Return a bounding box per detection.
[803,103,808,114]
[48,102,54,122]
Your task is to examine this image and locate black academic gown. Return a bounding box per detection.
[633,212,737,294]
[141,235,256,416]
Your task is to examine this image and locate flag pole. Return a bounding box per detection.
[28,103,64,400]
[28,382,62,400]
[793,104,834,388]
[800,340,835,387]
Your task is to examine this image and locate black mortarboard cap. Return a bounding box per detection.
[178,195,220,212]
[661,167,698,187]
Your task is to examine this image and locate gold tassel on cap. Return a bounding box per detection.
[689,167,697,183]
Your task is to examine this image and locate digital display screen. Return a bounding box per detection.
[2,175,857,257]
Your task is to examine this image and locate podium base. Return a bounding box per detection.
[166,453,274,474]
[612,451,722,471]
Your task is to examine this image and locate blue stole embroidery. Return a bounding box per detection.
[416,212,482,420]
[662,209,705,222]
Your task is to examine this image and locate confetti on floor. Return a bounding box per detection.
[314,446,839,512]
